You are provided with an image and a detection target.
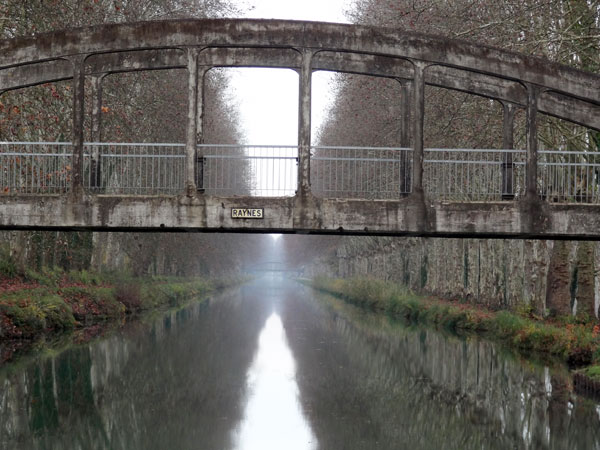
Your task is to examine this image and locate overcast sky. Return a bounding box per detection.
[225,0,356,145]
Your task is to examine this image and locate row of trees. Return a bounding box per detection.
[0,0,265,277]
[307,0,600,317]
[313,0,599,201]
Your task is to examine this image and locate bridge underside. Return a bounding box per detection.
[2,194,599,240]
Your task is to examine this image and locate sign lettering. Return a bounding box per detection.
[231,208,264,219]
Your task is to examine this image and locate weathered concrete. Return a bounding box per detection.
[1,19,600,237]
[2,194,600,239]
[0,19,598,131]
[501,102,516,199]
[186,48,200,193]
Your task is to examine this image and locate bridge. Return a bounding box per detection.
[1,19,599,239]
[245,261,297,276]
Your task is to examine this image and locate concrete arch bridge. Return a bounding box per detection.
[1,19,599,239]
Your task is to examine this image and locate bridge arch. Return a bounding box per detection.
[1,19,600,238]
[0,19,598,125]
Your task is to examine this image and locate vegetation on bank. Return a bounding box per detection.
[309,276,600,373]
[0,264,239,341]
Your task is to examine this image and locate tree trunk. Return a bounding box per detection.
[575,241,595,320]
[545,240,572,317]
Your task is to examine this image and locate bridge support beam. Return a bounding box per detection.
[411,62,427,197]
[501,102,516,200]
[186,48,200,195]
[526,85,540,200]
[90,74,106,191]
[399,80,412,195]
[71,56,86,194]
[297,50,313,197]
[195,67,208,192]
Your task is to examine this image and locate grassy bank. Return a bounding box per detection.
[0,266,243,342]
[308,276,600,378]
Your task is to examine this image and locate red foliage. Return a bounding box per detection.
[0,275,40,293]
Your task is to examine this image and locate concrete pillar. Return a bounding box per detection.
[195,67,209,191]
[297,50,313,197]
[399,79,412,195]
[526,85,539,199]
[411,62,427,196]
[185,48,199,195]
[501,102,516,200]
[90,74,105,190]
[71,56,86,193]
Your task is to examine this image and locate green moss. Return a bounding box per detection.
[38,295,76,330]
[582,365,600,381]
[0,295,75,334]
[0,269,243,341]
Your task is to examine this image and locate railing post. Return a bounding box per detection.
[526,85,540,200]
[90,74,105,191]
[399,79,412,195]
[71,56,86,194]
[411,62,427,196]
[501,102,516,200]
[297,50,314,197]
[196,67,209,192]
[185,48,199,195]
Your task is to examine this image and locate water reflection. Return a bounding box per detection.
[233,313,316,449]
[0,280,599,449]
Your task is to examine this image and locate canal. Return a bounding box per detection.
[1,278,599,449]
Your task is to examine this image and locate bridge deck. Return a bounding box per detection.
[1,192,599,239]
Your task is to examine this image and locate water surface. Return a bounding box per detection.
[0,277,599,449]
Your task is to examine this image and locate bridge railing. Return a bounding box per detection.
[423,148,527,201]
[84,143,186,195]
[538,150,600,203]
[311,146,413,199]
[200,144,297,197]
[0,142,73,194]
[3,142,600,203]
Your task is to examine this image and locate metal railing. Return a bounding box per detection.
[424,148,526,201]
[0,142,72,194]
[311,146,413,199]
[538,150,600,203]
[84,143,186,195]
[3,142,600,204]
[200,144,298,197]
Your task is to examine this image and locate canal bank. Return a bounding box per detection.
[0,266,246,361]
[307,276,600,392]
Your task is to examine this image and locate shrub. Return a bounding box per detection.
[68,269,101,286]
[39,295,76,330]
[115,283,143,312]
[24,266,63,287]
[0,257,17,278]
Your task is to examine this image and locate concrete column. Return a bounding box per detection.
[400,80,412,148]
[411,62,427,196]
[501,102,516,200]
[195,67,209,191]
[71,56,86,193]
[526,85,539,199]
[399,79,412,195]
[297,50,313,196]
[90,74,105,190]
[186,48,199,195]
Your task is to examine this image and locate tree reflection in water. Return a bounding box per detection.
[0,280,599,450]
